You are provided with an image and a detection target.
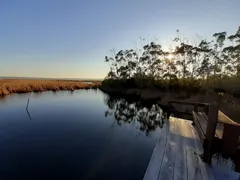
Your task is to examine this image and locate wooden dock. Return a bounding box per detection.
[143,117,240,180]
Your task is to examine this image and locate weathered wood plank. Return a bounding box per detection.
[169,117,177,137]
[181,118,197,149]
[173,119,188,180]
[190,123,203,155]
[198,159,216,180]
[193,111,206,145]
[143,121,170,180]
[218,111,240,126]
[157,117,177,180]
[144,116,239,180]
[201,112,223,139]
[158,141,175,180]
[190,121,216,180]
[194,112,208,135]
[169,100,209,107]
[182,119,203,179]
[186,148,203,180]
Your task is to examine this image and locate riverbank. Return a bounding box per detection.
[99,86,240,123]
[0,79,101,96]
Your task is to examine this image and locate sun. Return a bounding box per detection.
[167,54,174,60]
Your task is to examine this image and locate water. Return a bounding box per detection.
[0,90,166,180]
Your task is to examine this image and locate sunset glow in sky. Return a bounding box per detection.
[1,0,240,79]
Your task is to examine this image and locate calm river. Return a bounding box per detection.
[0,90,166,180]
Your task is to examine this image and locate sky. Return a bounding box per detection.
[0,0,240,79]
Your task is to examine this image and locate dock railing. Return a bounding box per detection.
[169,100,240,164]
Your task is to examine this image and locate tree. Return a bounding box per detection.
[224,26,240,77]
[139,42,164,79]
[103,25,240,88]
[211,32,227,76]
[197,40,212,79]
[105,49,138,79]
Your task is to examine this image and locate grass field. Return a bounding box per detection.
[0,79,100,96]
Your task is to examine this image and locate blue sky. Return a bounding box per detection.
[0,0,240,79]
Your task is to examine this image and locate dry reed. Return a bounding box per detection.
[0,79,100,96]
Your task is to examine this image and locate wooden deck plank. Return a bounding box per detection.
[183,119,203,180]
[198,158,216,180]
[143,121,170,180]
[157,117,177,180]
[193,111,206,144]
[190,123,203,155]
[172,118,215,180]
[186,148,203,180]
[195,112,208,135]
[179,118,196,149]
[158,141,175,180]
[144,116,240,180]
[190,121,216,180]
[173,118,188,180]
[202,112,223,139]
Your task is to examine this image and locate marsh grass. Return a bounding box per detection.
[0,79,100,96]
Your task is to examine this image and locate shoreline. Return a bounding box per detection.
[1,80,239,123]
[99,86,195,103]
[0,79,101,97]
[99,86,240,123]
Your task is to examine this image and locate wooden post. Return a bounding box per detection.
[203,103,218,163]
[204,104,209,115]
[194,104,199,112]
[192,104,199,126]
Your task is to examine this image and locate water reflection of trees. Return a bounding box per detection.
[104,96,167,134]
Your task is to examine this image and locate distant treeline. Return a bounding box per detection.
[103,26,240,96]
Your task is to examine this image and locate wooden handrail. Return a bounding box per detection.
[169,100,240,163]
[218,111,240,126]
[169,100,209,113]
[169,100,209,107]
[169,100,240,126]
